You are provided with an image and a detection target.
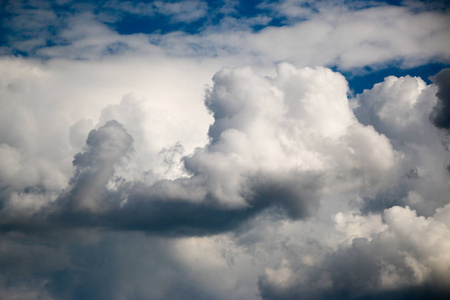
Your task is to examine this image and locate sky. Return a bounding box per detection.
[0,0,450,299]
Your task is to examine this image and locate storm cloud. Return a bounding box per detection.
[430,69,450,130]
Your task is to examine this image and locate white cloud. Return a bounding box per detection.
[0,54,219,216]
[355,73,450,216]
[1,1,450,299]
[258,204,450,299]
[0,62,399,220]
[4,2,450,70]
[1,54,449,299]
[183,63,397,210]
[251,5,450,69]
[146,4,450,70]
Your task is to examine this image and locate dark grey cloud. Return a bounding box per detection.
[0,230,218,300]
[430,69,450,130]
[360,188,407,215]
[1,171,317,237]
[44,235,214,300]
[61,120,133,213]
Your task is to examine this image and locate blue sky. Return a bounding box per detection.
[1,1,450,299]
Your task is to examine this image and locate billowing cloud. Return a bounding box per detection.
[2,62,448,299]
[61,120,133,213]
[258,204,450,300]
[354,73,450,216]
[1,64,400,235]
[1,1,450,299]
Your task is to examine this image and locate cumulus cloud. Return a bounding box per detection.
[1,55,449,298]
[1,63,400,235]
[60,120,133,213]
[185,64,397,211]
[258,204,450,300]
[354,73,450,216]
[1,1,450,299]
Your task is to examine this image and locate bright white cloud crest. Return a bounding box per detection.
[184,64,397,211]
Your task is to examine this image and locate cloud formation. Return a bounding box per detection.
[61,120,133,213]
[1,64,399,234]
[1,1,450,299]
[258,204,450,299]
[1,63,449,299]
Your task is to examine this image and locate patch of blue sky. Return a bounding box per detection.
[105,0,280,34]
[102,41,130,55]
[342,63,450,95]
[111,13,204,34]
